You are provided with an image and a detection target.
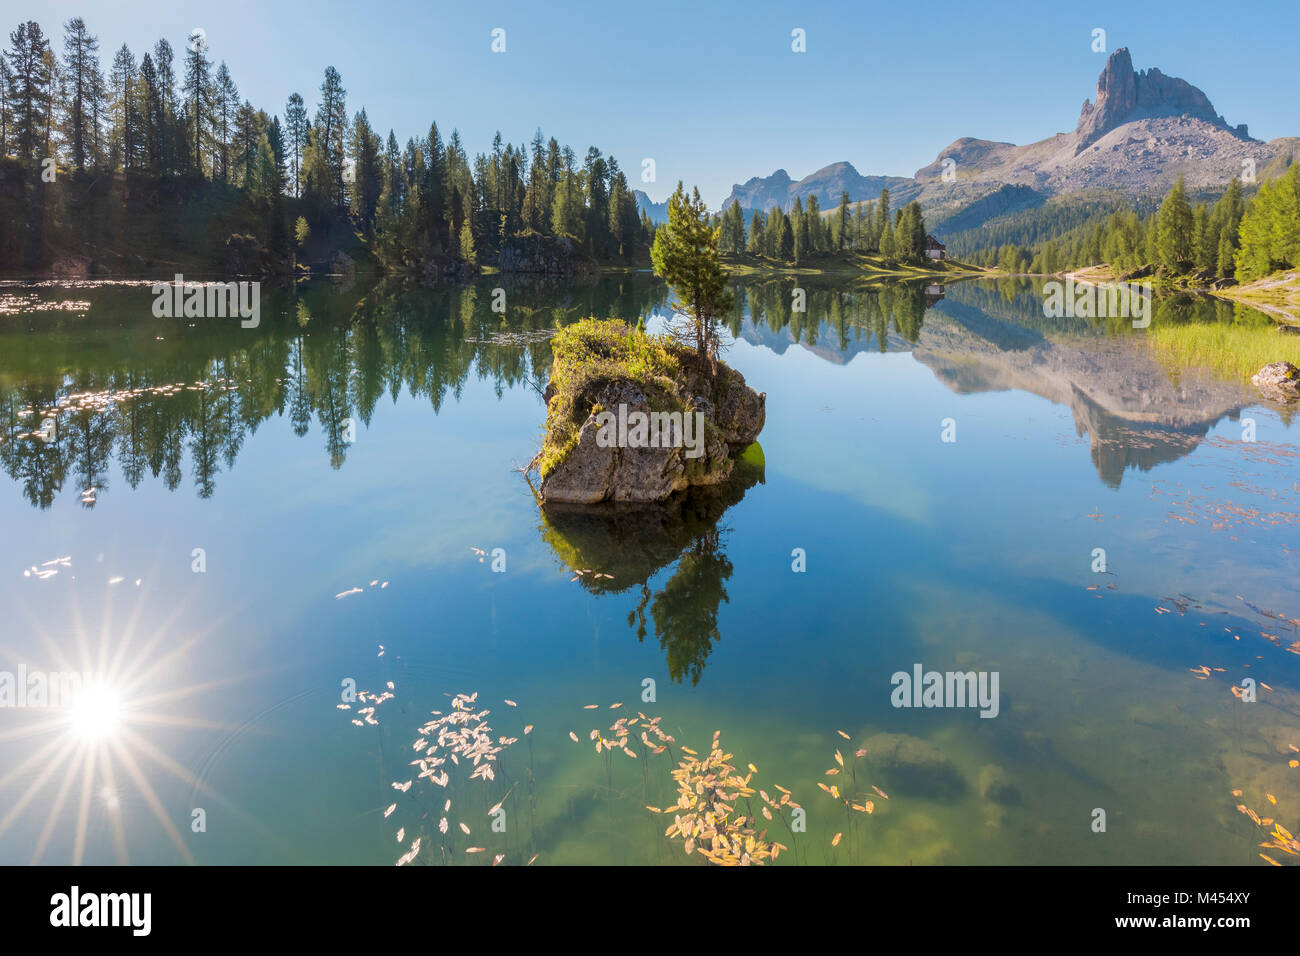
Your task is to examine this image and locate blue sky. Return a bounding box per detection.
[8,0,1299,206]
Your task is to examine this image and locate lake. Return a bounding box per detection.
[1,273,1297,865]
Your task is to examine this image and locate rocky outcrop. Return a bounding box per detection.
[1075,47,1235,151]
[535,320,765,506]
[498,233,594,276]
[1251,361,1300,401]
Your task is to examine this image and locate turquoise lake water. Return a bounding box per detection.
[1,274,1297,865]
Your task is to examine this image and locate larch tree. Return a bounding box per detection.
[651,181,734,364]
[60,17,99,169]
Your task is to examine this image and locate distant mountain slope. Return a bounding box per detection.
[721,48,1299,234]
[720,161,920,213]
[633,190,669,225]
[914,48,1298,211]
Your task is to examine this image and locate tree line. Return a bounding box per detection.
[0,17,654,272]
[712,188,930,265]
[960,165,1299,283]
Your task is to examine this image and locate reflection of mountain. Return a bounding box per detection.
[537,454,763,685]
[725,275,1261,487]
[738,320,909,364]
[912,299,1251,486]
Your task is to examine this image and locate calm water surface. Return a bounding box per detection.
[1,275,1297,865]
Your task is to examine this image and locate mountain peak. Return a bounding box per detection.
[1075,47,1242,150]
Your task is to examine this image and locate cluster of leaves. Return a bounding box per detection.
[1235,779,1299,866]
[819,734,887,817]
[655,731,797,866]
[577,705,675,757]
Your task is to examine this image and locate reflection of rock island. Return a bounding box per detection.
[537,451,763,684]
[913,299,1251,487]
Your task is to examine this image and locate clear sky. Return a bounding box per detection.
[7,0,1299,207]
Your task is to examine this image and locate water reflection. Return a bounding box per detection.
[1,274,1292,508]
[538,452,763,685]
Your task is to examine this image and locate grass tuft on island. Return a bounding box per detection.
[536,319,682,479]
[534,318,756,483]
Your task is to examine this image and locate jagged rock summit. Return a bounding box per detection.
[1074,47,1242,151]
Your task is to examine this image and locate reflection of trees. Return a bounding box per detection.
[0,275,669,507]
[733,278,931,353]
[630,527,732,686]
[538,455,762,685]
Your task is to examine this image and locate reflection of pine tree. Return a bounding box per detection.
[188,389,222,499]
[289,339,312,437]
[631,528,733,687]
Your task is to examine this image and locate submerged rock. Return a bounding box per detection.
[862,732,967,801]
[535,320,765,505]
[1250,361,1300,401]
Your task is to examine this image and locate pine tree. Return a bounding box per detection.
[315,66,347,206]
[777,210,793,261]
[650,181,733,362]
[792,196,807,262]
[180,30,211,174]
[1156,176,1194,269]
[835,190,850,251]
[6,20,53,161]
[873,188,891,253]
[747,210,764,256]
[212,61,237,181]
[284,92,307,197]
[60,17,100,170]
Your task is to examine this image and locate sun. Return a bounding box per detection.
[67,682,124,741]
